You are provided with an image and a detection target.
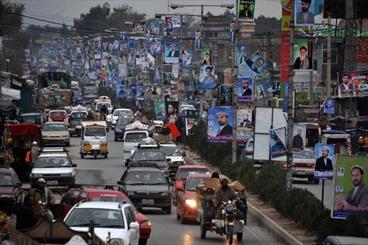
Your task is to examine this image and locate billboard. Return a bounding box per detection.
[294,0,316,26]
[164,42,181,64]
[292,123,306,151]
[293,39,313,70]
[338,72,368,98]
[238,0,255,21]
[314,143,335,180]
[207,107,234,143]
[238,51,268,78]
[198,65,216,90]
[332,155,368,219]
[237,77,253,102]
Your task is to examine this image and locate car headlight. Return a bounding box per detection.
[127,191,135,196]
[0,194,14,199]
[161,192,169,197]
[108,238,124,245]
[31,173,42,178]
[185,199,197,209]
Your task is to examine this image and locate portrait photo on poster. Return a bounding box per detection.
[323,98,335,114]
[332,155,368,219]
[154,101,166,120]
[199,65,216,90]
[293,39,314,70]
[237,108,253,131]
[164,42,181,64]
[207,107,234,143]
[237,77,253,102]
[238,0,255,21]
[181,49,193,67]
[270,127,287,159]
[294,0,315,26]
[292,123,306,151]
[314,143,335,180]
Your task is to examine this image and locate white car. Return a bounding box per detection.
[122,130,149,164]
[107,108,134,128]
[159,142,186,180]
[64,201,140,245]
[30,152,76,187]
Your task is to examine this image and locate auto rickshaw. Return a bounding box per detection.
[80,121,108,159]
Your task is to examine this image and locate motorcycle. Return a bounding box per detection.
[200,200,245,244]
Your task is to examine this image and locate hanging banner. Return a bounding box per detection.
[237,77,253,102]
[154,101,166,120]
[164,42,181,64]
[314,143,335,180]
[198,65,216,90]
[270,127,287,159]
[207,107,234,143]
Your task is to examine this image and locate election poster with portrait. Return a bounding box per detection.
[165,16,173,35]
[254,77,273,100]
[324,98,335,114]
[293,39,313,70]
[332,155,368,219]
[237,108,253,131]
[201,47,212,65]
[292,123,306,151]
[237,43,248,66]
[181,49,193,67]
[207,107,234,143]
[338,71,368,98]
[270,127,287,159]
[237,77,253,102]
[172,15,181,28]
[147,19,161,35]
[116,84,126,99]
[314,143,335,180]
[164,42,181,64]
[220,84,233,106]
[238,51,268,78]
[198,65,216,90]
[238,0,255,21]
[154,101,166,120]
[294,0,315,26]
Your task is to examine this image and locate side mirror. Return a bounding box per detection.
[129,221,139,230]
[167,158,171,162]
[182,152,187,157]
[72,163,77,167]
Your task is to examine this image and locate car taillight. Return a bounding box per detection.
[307,163,315,168]
[140,220,152,229]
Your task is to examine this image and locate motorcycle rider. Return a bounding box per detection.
[214,178,237,206]
[32,178,54,205]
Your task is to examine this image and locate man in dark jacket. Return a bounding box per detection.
[315,146,333,172]
[214,178,237,205]
[216,112,233,137]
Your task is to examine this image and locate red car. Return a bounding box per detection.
[173,165,209,204]
[61,187,151,245]
[176,173,210,223]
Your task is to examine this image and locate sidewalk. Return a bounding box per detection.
[181,145,318,245]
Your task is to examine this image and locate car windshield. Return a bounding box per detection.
[177,168,209,180]
[293,151,315,159]
[186,177,207,192]
[0,173,14,186]
[21,115,41,124]
[65,208,124,228]
[34,156,72,168]
[160,146,182,156]
[116,117,133,126]
[90,196,132,206]
[132,150,166,161]
[43,123,67,131]
[125,133,147,142]
[70,112,87,119]
[113,110,132,117]
[125,171,167,185]
[85,127,106,137]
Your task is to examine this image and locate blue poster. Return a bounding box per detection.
[207,107,234,143]
[324,98,335,114]
[164,42,181,64]
[116,84,126,99]
[238,51,268,78]
[237,77,253,102]
[181,49,193,67]
[198,65,215,90]
[270,128,287,158]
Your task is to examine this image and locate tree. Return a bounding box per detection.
[108,5,145,30]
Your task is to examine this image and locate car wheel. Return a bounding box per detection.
[164,206,172,215]
[104,154,108,159]
[180,213,187,224]
[80,154,84,159]
[237,232,243,241]
[139,239,147,245]
[114,137,118,142]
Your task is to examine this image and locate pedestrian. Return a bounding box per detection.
[30,141,40,164]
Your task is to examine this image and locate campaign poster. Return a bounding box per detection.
[147,19,160,35]
[292,123,306,151]
[154,66,162,84]
[314,143,335,180]
[338,72,368,98]
[332,155,368,219]
[185,118,194,136]
[238,0,255,21]
[164,42,180,64]
[237,131,253,147]
[195,30,201,49]
[207,107,234,143]
[149,39,162,56]
[154,101,166,120]
[199,65,216,90]
[136,84,145,100]
[165,16,173,35]
[270,127,287,158]
[128,38,137,49]
[313,0,325,25]
[237,108,253,131]
[128,83,137,99]
[237,77,253,102]
[293,39,313,70]
[294,0,315,26]
[255,77,273,99]
[172,15,181,28]
[237,43,248,66]
[181,49,193,67]
[116,84,126,99]
[133,23,145,33]
[220,84,233,106]
[238,51,268,78]
[201,47,212,65]
[324,98,335,114]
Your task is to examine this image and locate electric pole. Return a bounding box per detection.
[343,0,354,72]
[326,15,332,97]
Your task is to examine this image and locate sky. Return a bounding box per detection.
[14,0,281,26]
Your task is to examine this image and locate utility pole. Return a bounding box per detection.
[326,15,332,97]
[344,0,354,72]
[231,1,239,164]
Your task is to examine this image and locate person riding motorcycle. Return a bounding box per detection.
[32,178,54,205]
[214,178,237,206]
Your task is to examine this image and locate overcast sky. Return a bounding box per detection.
[14,0,281,26]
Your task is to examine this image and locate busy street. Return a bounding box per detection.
[1,0,368,244]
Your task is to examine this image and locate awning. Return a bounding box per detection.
[5,123,41,136]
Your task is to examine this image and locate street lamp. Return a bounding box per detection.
[6,59,10,72]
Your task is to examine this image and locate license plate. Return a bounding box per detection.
[141,199,154,205]
[297,170,306,175]
[47,180,58,185]
[92,144,100,150]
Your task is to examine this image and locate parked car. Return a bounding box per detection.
[41,122,70,146]
[173,165,210,205]
[118,167,172,214]
[291,149,319,184]
[159,141,186,180]
[64,201,139,245]
[61,187,151,245]
[176,173,210,224]
[114,116,134,141]
[30,151,77,187]
[0,167,22,214]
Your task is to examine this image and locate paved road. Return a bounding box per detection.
[69,132,281,245]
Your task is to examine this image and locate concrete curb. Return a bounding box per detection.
[183,147,304,245]
[247,202,303,245]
